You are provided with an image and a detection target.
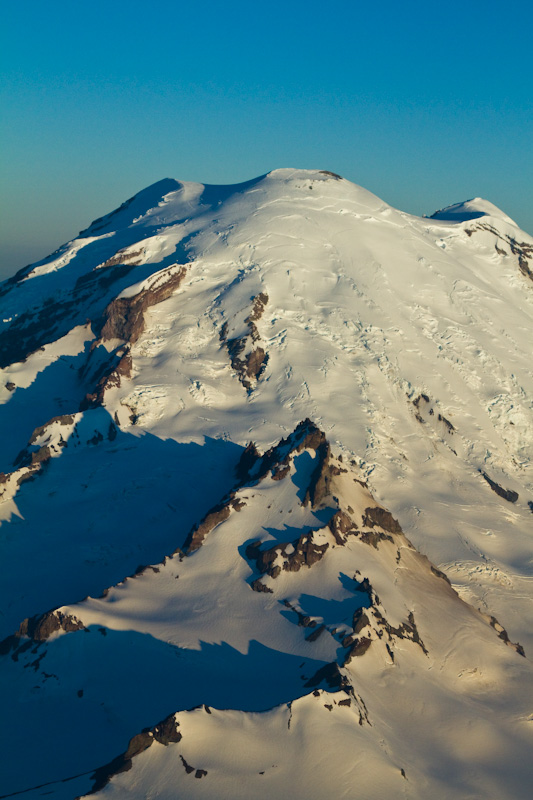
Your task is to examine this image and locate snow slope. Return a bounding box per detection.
[1,168,532,799]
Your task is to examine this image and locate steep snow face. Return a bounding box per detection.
[1,169,533,800]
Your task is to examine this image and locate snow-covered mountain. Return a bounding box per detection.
[1,168,532,799]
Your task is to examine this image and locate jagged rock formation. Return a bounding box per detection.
[99,265,188,345]
[0,411,119,501]
[220,292,269,391]
[88,713,183,795]
[479,469,519,503]
[464,221,533,282]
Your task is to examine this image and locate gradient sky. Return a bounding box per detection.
[1,0,532,279]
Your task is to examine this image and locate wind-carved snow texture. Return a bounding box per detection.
[0,169,532,800]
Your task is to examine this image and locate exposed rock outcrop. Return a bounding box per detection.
[486,615,525,657]
[465,222,533,283]
[327,509,358,544]
[342,636,372,665]
[100,266,188,345]
[75,266,188,411]
[232,419,330,490]
[80,350,132,410]
[234,441,261,483]
[304,662,349,691]
[18,610,86,641]
[479,470,519,503]
[304,441,339,507]
[319,170,342,180]
[372,609,428,656]
[28,414,77,444]
[0,260,140,369]
[362,506,402,534]
[246,531,329,580]
[0,609,86,656]
[0,412,117,502]
[184,495,245,554]
[87,713,182,795]
[220,293,269,391]
[411,393,455,434]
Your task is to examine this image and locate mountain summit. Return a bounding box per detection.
[1,169,532,799]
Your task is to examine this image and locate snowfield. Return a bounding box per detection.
[0,168,532,799]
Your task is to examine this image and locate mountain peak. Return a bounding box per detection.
[430,197,518,226]
[1,171,532,800]
[78,177,183,237]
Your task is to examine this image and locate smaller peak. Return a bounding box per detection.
[142,177,182,193]
[78,178,183,237]
[234,420,328,487]
[429,198,517,227]
[271,419,327,461]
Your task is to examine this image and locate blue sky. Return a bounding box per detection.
[1,0,532,278]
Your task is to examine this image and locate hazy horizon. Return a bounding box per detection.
[2,0,532,280]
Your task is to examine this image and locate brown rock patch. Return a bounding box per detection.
[362,506,402,533]
[479,470,518,503]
